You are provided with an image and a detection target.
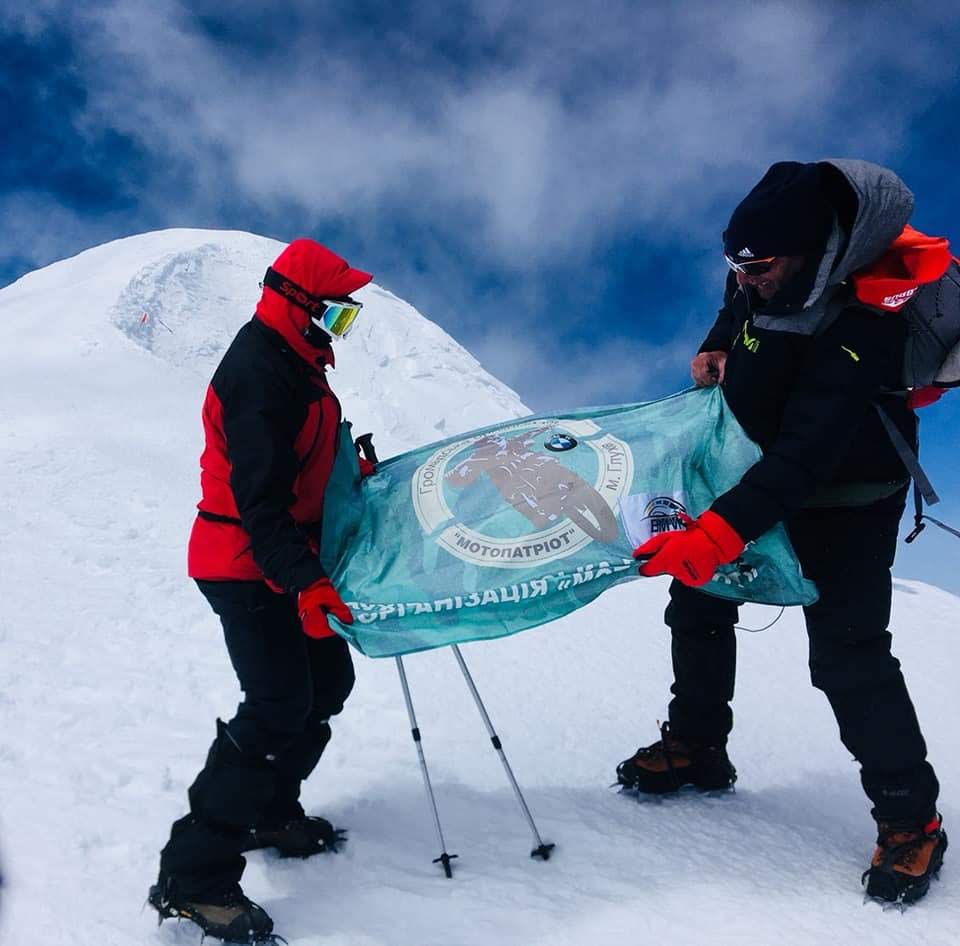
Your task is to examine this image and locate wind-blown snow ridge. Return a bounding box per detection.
[0,229,956,946]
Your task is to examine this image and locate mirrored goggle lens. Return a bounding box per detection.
[724,254,777,276]
[316,299,363,338]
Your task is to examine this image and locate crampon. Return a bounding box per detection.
[148,877,285,944]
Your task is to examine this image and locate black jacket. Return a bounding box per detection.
[703,274,914,542]
[703,159,920,543]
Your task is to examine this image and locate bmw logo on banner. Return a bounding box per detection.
[412,419,634,568]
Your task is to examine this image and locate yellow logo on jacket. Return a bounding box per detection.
[738,321,760,353]
[841,345,860,362]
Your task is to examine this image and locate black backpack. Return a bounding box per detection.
[820,253,960,541]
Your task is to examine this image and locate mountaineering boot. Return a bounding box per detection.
[250,812,347,857]
[862,814,947,905]
[148,871,275,943]
[616,722,736,794]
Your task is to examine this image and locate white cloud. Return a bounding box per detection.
[0,193,136,275]
[469,325,697,411]
[5,0,958,406]
[27,0,956,264]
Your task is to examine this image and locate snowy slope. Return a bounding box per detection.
[0,230,957,946]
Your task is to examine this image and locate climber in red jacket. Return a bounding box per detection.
[149,238,372,943]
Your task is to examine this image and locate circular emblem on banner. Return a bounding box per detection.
[544,433,578,452]
[412,419,634,568]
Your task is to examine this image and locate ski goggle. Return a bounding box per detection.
[312,298,364,338]
[724,254,777,276]
[262,267,364,338]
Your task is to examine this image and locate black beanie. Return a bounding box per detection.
[723,162,834,262]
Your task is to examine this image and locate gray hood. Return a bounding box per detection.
[753,159,914,333]
[822,158,914,286]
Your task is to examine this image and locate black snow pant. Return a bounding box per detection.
[665,488,939,823]
[159,580,355,900]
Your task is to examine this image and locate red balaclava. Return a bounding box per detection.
[255,238,372,369]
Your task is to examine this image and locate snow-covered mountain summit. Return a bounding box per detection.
[0,228,528,458]
[0,230,957,946]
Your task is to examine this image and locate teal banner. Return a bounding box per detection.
[320,387,818,658]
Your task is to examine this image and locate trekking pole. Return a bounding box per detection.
[395,656,458,877]
[450,644,555,860]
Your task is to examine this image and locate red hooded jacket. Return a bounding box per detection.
[187,239,372,591]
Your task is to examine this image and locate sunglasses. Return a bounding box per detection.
[313,298,364,339]
[724,254,777,276]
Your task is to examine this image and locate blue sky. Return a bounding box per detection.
[3,1,960,591]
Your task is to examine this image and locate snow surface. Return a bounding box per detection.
[0,229,956,946]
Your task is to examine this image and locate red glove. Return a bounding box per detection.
[633,510,744,588]
[297,579,354,639]
[359,456,377,479]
